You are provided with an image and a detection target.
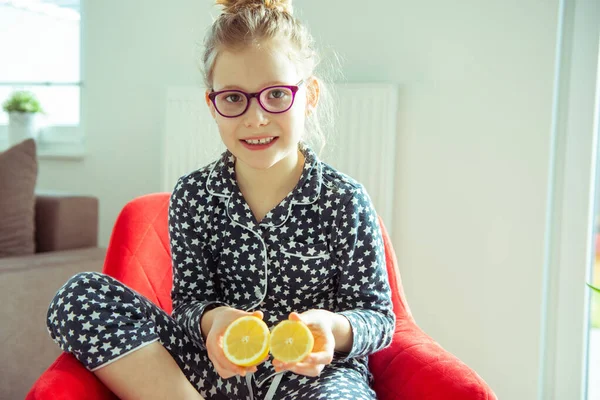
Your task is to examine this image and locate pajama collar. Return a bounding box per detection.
[205,142,323,229]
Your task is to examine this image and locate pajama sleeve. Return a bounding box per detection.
[333,184,395,359]
[169,177,230,350]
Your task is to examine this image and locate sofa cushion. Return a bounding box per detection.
[0,247,106,400]
[0,139,38,257]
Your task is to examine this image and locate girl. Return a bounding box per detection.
[46,0,395,399]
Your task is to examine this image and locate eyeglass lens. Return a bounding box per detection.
[214,87,294,117]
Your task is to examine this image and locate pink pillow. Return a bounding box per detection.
[0,139,38,257]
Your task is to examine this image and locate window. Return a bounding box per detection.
[0,0,81,153]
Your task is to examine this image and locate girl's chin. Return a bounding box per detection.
[229,140,300,170]
[236,156,280,171]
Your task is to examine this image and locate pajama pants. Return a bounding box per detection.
[46,272,377,400]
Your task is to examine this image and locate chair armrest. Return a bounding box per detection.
[34,192,98,252]
[370,320,497,400]
[26,353,116,400]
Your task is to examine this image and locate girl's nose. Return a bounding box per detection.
[243,98,269,128]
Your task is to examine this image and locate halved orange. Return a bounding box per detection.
[222,316,270,367]
[269,320,314,363]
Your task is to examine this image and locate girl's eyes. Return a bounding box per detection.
[225,94,243,103]
[268,89,287,99]
[219,88,290,104]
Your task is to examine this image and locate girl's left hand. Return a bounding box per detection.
[273,310,335,377]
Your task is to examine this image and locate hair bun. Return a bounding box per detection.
[216,0,293,15]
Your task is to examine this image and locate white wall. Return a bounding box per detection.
[37,0,213,242]
[36,1,560,398]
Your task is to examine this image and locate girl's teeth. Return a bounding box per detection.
[246,137,274,145]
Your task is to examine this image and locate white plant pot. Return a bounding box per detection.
[8,112,39,146]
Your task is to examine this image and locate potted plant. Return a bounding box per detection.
[2,90,45,145]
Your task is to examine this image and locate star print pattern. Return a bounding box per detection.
[45,143,394,399]
[47,271,248,398]
[46,272,160,370]
[170,143,394,391]
[259,367,377,400]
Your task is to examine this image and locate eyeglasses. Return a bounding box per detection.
[208,80,304,118]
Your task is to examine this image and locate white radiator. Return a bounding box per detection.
[163,83,398,234]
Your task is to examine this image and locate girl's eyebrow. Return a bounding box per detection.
[217,80,289,91]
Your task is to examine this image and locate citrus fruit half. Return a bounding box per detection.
[269,320,314,363]
[223,316,270,367]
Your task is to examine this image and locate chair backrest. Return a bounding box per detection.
[102,193,175,313]
[103,192,414,322]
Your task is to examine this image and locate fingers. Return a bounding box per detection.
[208,346,243,378]
[212,351,257,378]
[212,354,249,378]
[273,360,325,377]
[207,336,250,379]
[245,365,259,374]
[288,311,303,322]
[216,368,237,379]
[272,346,333,377]
[206,308,269,379]
[272,351,332,371]
[250,310,264,320]
[209,351,238,379]
[217,336,250,375]
[217,356,260,378]
[302,351,333,366]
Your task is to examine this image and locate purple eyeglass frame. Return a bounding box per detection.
[208,80,304,118]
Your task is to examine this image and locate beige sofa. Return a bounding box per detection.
[0,193,106,400]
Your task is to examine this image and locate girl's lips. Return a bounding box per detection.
[240,136,279,151]
[242,135,277,141]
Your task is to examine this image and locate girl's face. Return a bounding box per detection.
[207,41,310,171]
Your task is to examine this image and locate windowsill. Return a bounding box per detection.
[0,124,85,160]
[37,140,86,160]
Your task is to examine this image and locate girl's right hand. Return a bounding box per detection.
[203,306,266,379]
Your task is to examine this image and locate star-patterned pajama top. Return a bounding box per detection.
[44,142,394,399]
[169,143,395,394]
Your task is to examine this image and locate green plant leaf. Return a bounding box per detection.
[587,282,600,295]
[2,90,44,114]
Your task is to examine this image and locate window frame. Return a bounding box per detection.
[538,0,600,398]
[0,1,84,159]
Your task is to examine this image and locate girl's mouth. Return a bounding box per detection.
[240,136,278,150]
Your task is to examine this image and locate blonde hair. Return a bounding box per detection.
[202,0,335,154]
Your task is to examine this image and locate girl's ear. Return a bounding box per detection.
[205,90,217,120]
[305,76,320,116]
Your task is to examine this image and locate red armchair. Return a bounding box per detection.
[27,193,497,400]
